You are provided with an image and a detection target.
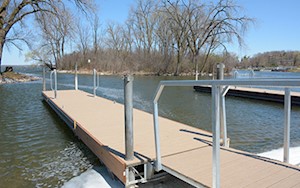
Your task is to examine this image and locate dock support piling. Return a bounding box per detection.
[43,67,46,91]
[124,75,134,161]
[216,63,224,80]
[284,88,291,163]
[124,75,135,186]
[75,63,78,90]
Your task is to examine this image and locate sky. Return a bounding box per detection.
[2,0,300,65]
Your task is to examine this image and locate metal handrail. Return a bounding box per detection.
[54,70,57,98]
[50,70,54,91]
[47,67,97,98]
[152,79,298,188]
[43,67,46,91]
[233,70,255,78]
[75,63,78,90]
[49,70,57,98]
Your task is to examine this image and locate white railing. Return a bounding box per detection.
[153,79,299,188]
[45,65,99,98]
[233,70,255,78]
[93,69,100,97]
[49,69,57,98]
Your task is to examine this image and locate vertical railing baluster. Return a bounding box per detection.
[284,88,291,163]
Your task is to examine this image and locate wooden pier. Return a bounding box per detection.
[43,89,300,188]
[194,86,300,105]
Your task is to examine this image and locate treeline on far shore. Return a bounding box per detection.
[239,51,300,70]
[58,50,239,76]
[57,50,300,76]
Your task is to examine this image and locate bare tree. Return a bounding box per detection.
[105,22,124,57]
[76,21,91,65]
[0,0,93,72]
[155,10,175,74]
[52,0,252,75]
[162,0,190,75]
[34,6,74,69]
[158,0,252,76]
[199,0,252,76]
[128,0,159,67]
[92,13,101,55]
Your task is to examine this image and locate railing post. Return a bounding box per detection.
[43,67,46,91]
[75,62,78,90]
[153,84,164,172]
[153,102,162,170]
[250,70,255,78]
[124,75,134,161]
[212,84,221,188]
[234,70,238,79]
[54,69,57,98]
[217,63,228,147]
[50,71,53,90]
[93,69,97,97]
[284,88,291,163]
[216,63,224,80]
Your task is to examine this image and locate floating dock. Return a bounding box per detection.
[194,86,300,105]
[43,89,300,188]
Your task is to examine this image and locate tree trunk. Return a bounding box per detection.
[174,50,181,76]
[0,38,4,73]
[200,52,211,75]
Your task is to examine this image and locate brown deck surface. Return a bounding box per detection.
[43,90,300,187]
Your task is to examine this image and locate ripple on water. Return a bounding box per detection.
[22,142,95,188]
[0,82,98,187]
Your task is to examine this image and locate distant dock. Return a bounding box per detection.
[43,89,300,187]
[194,86,300,105]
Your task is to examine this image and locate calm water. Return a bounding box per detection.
[1,66,300,187]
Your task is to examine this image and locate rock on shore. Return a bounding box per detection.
[0,72,40,84]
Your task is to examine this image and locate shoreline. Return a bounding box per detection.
[57,69,212,77]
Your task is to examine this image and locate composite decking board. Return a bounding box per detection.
[243,167,297,188]
[43,90,300,187]
[162,146,300,188]
[268,172,300,188]
[42,90,213,164]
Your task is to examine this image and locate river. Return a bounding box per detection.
[1,66,300,187]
